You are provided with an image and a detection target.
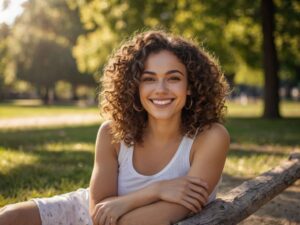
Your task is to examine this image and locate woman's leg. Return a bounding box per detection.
[0,201,41,225]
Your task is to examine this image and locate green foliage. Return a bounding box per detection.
[70,0,299,87]
[275,0,300,83]
[0,24,10,83]
[7,0,94,99]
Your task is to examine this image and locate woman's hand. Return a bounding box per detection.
[157,176,209,213]
[91,198,130,225]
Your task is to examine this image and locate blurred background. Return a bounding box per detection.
[0,0,299,111]
[0,0,299,224]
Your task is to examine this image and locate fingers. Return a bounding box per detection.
[92,205,118,225]
[160,176,210,212]
[189,183,209,202]
[93,205,107,225]
[110,216,117,225]
[186,188,207,207]
[104,214,110,225]
[179,198,198,213]
[184,195,202,212]
[183,177,209,211]
[92,204,102,225]
[99,209,107,225]
[185,176,209,201]
[186,176,209,191]
[105,215,117,225]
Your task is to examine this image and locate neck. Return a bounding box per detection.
[145,116,182,143]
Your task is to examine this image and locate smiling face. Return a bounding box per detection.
[139,50,190,121]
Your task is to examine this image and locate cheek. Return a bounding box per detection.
[138,84,149,104]
[139,83,152,95]
[173,83,189,95]
[138,85,145,98]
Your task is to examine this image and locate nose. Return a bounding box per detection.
[156,78,168,93]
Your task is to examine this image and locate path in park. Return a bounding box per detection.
[0,114,101,129]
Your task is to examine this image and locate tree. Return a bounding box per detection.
[9,0,94,104]
[261,0,280,118]
[0,23,10,100]
[72,0,299,117]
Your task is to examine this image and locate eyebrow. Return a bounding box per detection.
[142,70,185,76]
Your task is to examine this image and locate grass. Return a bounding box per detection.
[0,125,97,206]
[0,100,99,118]
[1,99,298,118]
[226,100,300,118]
[0,100,299,207]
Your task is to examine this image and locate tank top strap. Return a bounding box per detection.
[181,128,200,166]
[185,127,200,148]
[193,127,200,139]
[118,141,131,164]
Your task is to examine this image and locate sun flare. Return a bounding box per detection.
[0,0,28,25]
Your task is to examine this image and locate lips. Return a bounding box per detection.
[150,98,174,106]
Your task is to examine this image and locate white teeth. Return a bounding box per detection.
[152,99,172,105]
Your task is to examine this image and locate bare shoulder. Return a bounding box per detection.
[188,123,230,193]
[96,120,120,157]
[195,123,230,146]
[191,123,230,161]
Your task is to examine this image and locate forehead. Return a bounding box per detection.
[144,50,187,74]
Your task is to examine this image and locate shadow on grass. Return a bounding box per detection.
[0,124,98,203]
[226,117,300,146]
[228,147,288,158]
[0,124,100,150]
[0,148,93,199]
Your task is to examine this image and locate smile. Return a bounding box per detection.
[150,99,174,106]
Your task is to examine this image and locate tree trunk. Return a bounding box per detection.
[176,153,300,225]
[42,86,54,105]
[71,84,79,101]
[42,86,49,105]
[261,0,281,118]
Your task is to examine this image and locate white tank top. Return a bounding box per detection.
[117,134,220,203]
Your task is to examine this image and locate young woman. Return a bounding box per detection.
[0,30,230,225]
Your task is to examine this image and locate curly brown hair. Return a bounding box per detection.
[100,30,229,146]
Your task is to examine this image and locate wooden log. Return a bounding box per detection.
[176,152,300,225]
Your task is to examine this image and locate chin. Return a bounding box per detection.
[148,112,180,121]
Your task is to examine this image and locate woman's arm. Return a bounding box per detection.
[117,123,230,225]
[90,121,170,225]
[89,121,119,212]
[117,201,190,225]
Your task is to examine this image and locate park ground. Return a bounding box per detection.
[0,100,299,224]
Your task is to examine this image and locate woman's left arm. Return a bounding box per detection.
[187,123,230,196]
[117,123,230,225]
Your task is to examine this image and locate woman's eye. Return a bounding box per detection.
[141,77,155,82]
[169,77,180,81]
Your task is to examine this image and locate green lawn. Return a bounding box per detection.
[0,100,299,206]
[0,100,99,118]
[226,100,300,118]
